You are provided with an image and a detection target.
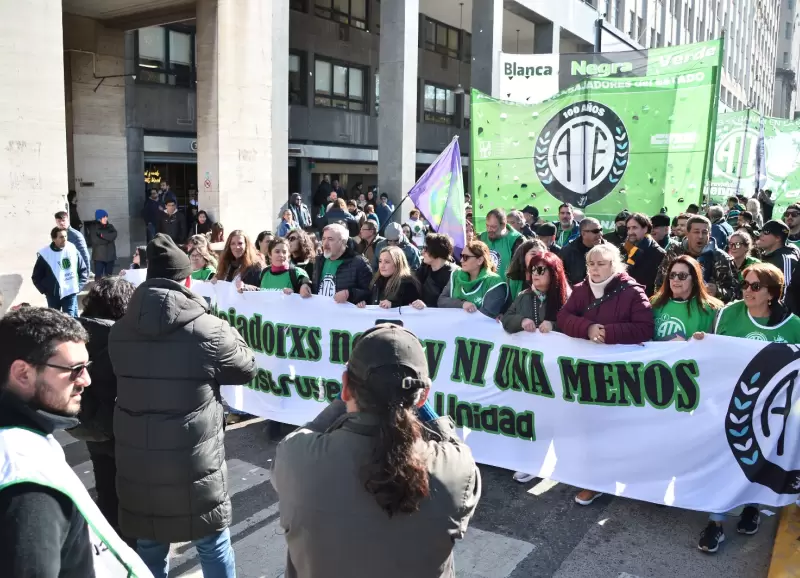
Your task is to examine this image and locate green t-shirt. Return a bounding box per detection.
[190,267,215,281]
[714,300,800,342]
[652,299,717,341]
[479,225,521,280]
[735,256,760,281]
[319,259,343,297]
[788,237,800,249]
[556,226,573,247]
[259,267,309,292]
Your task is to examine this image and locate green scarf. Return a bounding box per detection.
[451,267,504,307]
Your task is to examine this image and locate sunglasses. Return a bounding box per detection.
[287,236,299,242]
[741,280,767,292]
[530,266,548,276]
[43,361,92,381]
[585,229,603,235]
[730,241,746,249]
[461,253,476,262]
[669,272,690,281]
[785,211,800,218]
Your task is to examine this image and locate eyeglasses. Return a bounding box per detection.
[730,242,746,249]
[530,266,548,276]
[43,361,92,381]
[669,272,690,281]
[584,229,603,235]
[741,280,767,292]
[461,253,476,262]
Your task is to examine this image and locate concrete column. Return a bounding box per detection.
[534,22,561,54]
[378,0,419,218]
[64,15,129,260]
[299,158,313,208]
[471,0,503,96]
[196,0,289,237]
[0,1,68,309]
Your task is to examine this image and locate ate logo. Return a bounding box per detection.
[726,343,800,495]
[60,257,72,270]
[535,101,629,208]
[713,126,759,181]
[319,276,336,298]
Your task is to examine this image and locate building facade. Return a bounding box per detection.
[775,0,800,119]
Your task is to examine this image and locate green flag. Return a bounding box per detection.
[472,39,723,232]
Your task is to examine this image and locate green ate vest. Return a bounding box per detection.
[479,225,521,279]
[0,427,153,577]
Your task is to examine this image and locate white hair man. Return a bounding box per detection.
[312,224,373,304]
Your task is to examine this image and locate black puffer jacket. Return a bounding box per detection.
[312,246,372,304]
[92,223,118,263]
[761,244,800,315]
[559,237,595,286]
[108,278,257,542]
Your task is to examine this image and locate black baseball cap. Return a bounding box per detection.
[348,324,431,391]
[761,220,790,239]
[522,205,539,220]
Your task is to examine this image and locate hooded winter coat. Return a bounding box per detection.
[108,278,257,542]
[557,272,654,344]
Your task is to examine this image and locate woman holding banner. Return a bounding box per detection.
[505,239,548,300]
[411,233,458,309]
[650,255,723,341]
[695,262,800,553]
[236,237,313,296]
[437,240,509,318]
[357,246,420,308]
[557,243,654,506]
[215,230,264,286]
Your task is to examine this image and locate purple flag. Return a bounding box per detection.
[407,137,467,256]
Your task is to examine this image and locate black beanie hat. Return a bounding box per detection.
[146,234,193,281]
[537,222,557,237]
[651,214,671,227]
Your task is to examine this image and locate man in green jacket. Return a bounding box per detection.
[479,208,523,280]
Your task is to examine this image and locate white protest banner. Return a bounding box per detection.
[204,282,800,512]
[119,268,147,286]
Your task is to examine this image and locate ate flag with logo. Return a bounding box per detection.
[472,39,723,232]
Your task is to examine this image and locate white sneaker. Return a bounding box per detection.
[512,471,537,483]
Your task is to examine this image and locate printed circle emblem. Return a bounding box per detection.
[535,101,629,208]
[61,257,72,270]
[726,343,800,494]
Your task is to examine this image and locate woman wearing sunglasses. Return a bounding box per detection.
[727,230,759,283]
[694,262,800,554]
[650,255,723,341]
[438,239,509,317]
[505,239,548,300]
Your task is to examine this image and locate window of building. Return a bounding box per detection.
[290,0,306,10]
[785,52,790,67]
[375,72,380,115]
[423,83,456,125]
[314,58,365,111]
[315,0,367,30]
[135,26,195,87]
[290,52,305,105]
[637,17,644,39]
[786,21,793,40]
[629,11,636,36]
[464,93,470,128]
[424,17,460,59]
[615,0,624,29]
[463,32,471,61]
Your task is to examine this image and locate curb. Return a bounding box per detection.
[769,504,800,578]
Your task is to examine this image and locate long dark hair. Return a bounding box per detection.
[529,252,569,320]
[506,239,547,281]
[216,230,261,281]
[288,229,315,263]
[347,367,430,517]
[651,255,723,315]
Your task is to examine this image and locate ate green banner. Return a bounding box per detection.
[472,39,722,232]
[710,111,800,215]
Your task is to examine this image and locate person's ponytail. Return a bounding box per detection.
[349,371,430,517]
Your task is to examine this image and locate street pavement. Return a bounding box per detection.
[57,420,778,578]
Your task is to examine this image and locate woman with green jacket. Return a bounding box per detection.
[438,240,509,318]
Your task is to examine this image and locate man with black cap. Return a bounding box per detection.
[756,220,800,314]
[272,323,481,578]
[651,213,673,251]
[536,222,561,256]
[604,210,630,249]
[109,233,257,577]
[522,205,540,228]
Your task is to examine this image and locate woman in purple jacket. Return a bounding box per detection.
[556,243,655,506]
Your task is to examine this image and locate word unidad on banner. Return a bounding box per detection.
[211,301,699,442]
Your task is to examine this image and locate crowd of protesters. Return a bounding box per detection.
[6,178,800,577]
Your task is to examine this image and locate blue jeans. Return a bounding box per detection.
[94,261,115,279]
[709,504,757,522]
[46,293,78,317]
[146,222,157,243]
[137,528,235,578]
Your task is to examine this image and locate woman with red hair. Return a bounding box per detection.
[502,251,570,483]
